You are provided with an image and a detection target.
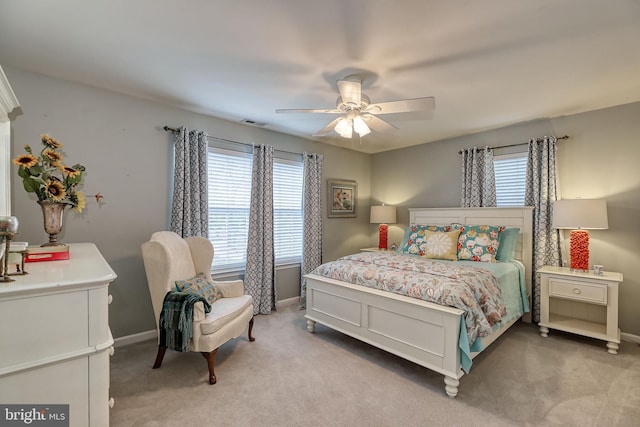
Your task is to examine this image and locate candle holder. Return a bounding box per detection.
[0,232,16,282]
[0,216,20,282]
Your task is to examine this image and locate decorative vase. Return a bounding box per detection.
[38,200,67,247]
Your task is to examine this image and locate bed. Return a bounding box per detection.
[304,207,533,398]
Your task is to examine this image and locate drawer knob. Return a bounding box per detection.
[573,288,581,294]
[109,398,115,408]
[108,294,113,304]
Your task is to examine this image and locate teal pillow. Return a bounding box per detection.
[496,227,520,261]
[399,225,453,255]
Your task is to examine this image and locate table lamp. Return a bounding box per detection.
[552,199,608,272]
[370,205,396,250]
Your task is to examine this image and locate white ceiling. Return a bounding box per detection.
[1,0,639,154]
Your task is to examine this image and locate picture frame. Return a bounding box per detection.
[327,179,357,218]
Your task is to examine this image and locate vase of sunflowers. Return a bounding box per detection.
[13,134,89,246]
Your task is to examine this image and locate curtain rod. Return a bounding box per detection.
[458,135,569,154]
[163,126,303,157]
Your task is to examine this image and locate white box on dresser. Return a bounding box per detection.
[0,243,117,427]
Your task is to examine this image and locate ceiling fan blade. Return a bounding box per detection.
[313,117,343,137]
[337,79,361,107]
[276,108,341,114]
[362,114,398,133]
[366,97,435,115]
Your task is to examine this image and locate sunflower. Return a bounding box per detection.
[41,134,63,149]
[61,165,81,178]
[71,191,86,213]
[14,134,101,210]
[13,153,38,169]
[45,180,66,202]
[43,149,63,164]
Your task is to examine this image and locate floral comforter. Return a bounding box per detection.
[309,251,507,345]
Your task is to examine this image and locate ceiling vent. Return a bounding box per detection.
[241,119,267,127]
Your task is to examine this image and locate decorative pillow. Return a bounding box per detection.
[421,229,461,260]
[496,227,520,261]
[175,273,223,305]
[453,224,504,263]
[399,225,453,255]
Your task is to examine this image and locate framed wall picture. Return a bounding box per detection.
[327,179,357,218]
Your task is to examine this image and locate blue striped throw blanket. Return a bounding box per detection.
[159,291,211,352]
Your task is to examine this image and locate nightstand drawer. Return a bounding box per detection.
[548,277,607,305]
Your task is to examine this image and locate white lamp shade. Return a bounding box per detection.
[370,205,396,224]
[552,199,609,229]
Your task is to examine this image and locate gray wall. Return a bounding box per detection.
[5,66,372,338]
[7,65,639,338]
[372,102,640,336]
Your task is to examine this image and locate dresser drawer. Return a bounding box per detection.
[548,277,607,305]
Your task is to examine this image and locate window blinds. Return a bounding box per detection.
[208,148,253,272]
[494,153,527,207]
[207,147,303,273]
[273,160,303,264]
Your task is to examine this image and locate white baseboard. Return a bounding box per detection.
[621,332,640,345]
[114,329,156,348]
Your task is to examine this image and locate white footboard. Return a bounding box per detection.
[304,274,465,397]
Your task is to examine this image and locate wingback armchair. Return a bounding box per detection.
[141,231,255,384]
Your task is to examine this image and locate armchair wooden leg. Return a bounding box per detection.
[248,317,256,342]
[153,345,167,369]
[201,349,218,385]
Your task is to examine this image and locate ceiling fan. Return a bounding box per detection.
[276,76,435,139]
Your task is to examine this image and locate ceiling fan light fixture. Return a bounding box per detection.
[276,77,435,139]
[335,117,353,138]
[353,115,371,137]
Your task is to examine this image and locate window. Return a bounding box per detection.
[493,153,527,207]
[207,147,303,273]
[273,160,304,264]
[208,148,252,272]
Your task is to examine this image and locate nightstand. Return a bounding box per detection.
[360,247,385,252]
[538,266,623,354]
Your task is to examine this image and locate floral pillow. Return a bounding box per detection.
[421,229,461,260]
[175,272,223,304]
[400,225,453,255]
[453,224,504,263]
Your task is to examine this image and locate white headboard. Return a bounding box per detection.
[409,207,533,317]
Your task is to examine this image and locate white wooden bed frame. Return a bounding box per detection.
[305,207,533,398]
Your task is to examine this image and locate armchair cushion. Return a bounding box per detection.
[199,295,253,336]
[175,273,223,305]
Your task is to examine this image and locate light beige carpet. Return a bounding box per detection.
[110,303,640,427]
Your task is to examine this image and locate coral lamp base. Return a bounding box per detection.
[569,229,590,272]
[378,224,389,250]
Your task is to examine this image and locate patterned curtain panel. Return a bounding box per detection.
[525,136,564,322]
[170,127,209,237]
[245,145,276,315]
[299,153,324,309]
[460,147,497,207]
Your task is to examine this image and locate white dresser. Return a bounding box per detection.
[0,243,117,426]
